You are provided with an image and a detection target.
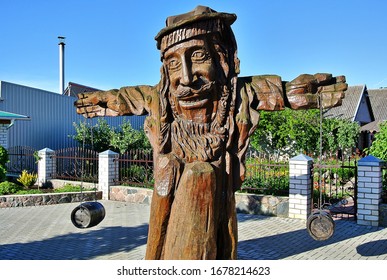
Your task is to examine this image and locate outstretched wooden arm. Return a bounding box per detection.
[74,85,156,118]
[284,73,347,110]
[239,73,348,113]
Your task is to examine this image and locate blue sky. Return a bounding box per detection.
[1,0,387,93]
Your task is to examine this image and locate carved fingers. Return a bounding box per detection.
[318,75,347,108]
[286,73,347,110]
[74,90,127,118]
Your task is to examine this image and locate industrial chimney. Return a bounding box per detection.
[58,36,65,94]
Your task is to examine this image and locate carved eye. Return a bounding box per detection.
[167,57,181,71]
[191,49,208,62]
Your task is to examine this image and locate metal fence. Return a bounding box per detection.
[242,151,289,196]
[114,149,154,187]
[53,147,99,183]
[6,146,37,176]
[382,165,387,204]
[5,144,364,209]
[312,155,357,218]
[15,146,154,187]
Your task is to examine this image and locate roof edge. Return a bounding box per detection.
[0,110,30,120]
[352,84,367,122]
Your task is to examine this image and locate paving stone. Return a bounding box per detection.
[1,200,387,260]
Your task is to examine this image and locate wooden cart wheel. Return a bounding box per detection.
[307,210,335,241]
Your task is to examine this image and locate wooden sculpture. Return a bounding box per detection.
[75,6,347,259]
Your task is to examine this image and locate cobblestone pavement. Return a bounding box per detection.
[0,200,386,260]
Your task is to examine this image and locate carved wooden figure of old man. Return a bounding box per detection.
[75,6,347,260]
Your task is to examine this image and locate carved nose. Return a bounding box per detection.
[180,59,193,86]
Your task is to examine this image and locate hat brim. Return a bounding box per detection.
[155,12,237,49]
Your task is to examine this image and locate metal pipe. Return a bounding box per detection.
[58,36,65,94]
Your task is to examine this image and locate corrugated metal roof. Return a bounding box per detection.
[323,85,365,121]
[63,82,101,97]
[360,120,384,132]
[368,88,387,122]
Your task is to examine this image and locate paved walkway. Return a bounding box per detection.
[0,200,386,260]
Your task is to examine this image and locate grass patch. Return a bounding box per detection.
[53,184,96,193]
[0,182,96,195]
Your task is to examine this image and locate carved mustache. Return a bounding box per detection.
[173,81,215,99]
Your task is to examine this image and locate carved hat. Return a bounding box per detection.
[155,5,237,55]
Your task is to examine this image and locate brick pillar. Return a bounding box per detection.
[0,124,9,149]
[37,148,55,187]
[289,154,313,220]
[357,155,385,227]
[98,150,119,200]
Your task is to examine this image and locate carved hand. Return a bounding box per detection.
[74,90,131,118]
[285,73,347,110]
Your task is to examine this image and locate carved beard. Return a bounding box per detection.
[170,83,230,163]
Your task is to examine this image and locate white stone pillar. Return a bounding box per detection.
[0,124,9,149]
[37,148,55,187]
[98,150,119,200]
[288,154,313,220]
[357,155,385,227]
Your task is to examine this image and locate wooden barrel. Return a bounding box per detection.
[306,210,335,241]
[71,201,106,229]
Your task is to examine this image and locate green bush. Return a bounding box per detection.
[0,181,24,195]
[0,146,8,165]
[0,146,8,182]
[71,119,151,153]
[0,165,7,182]
[121,165,153,184]
[241,175,289,196]
[241,177,264,189]
[17,170,37,187]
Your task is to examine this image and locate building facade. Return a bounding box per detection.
[0,80,146,150]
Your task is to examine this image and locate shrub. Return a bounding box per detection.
[0,146,8,165]
[0,165,7,182]
[121,165,153,184]
[0,146,8,182]
[0,181,24,195]
[241,175,289,196]
[16,189,43,195]
[17,170,37,187]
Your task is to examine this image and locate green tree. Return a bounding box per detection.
[71,119,112,152]
[336,120,360,155]
[368,121,387,188]
[250,108,320,157]
[70,119,151,153]
[368,121,387,160]
[110,120,151,153]
[321,118,340,156]
[250,109,359,158]
[320,118,359,158]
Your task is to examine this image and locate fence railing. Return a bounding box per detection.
[242,151,289,196]
[52,147,99,183]
[6,145,362,207]
[312,155,357,217]
[114,149,154,187]
[6,146,37,175]
[382,165,387,204]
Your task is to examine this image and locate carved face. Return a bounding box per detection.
[164,38,219,124]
